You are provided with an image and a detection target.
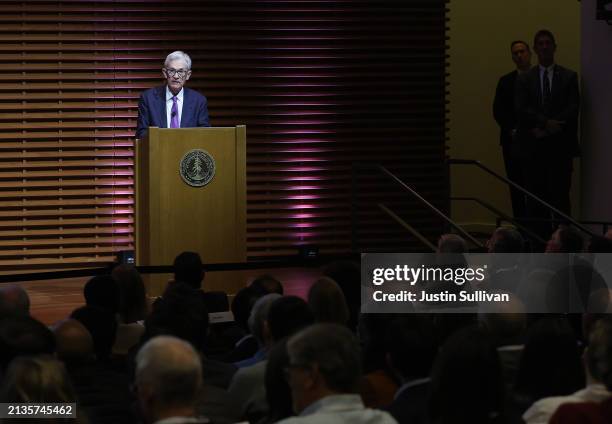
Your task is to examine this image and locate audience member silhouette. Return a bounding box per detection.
[308,277,350,326]
[134,335,209,424]
[0,316,55,373]
[384,316,437,424]
[429,326,504,424]
[278,323,397,424]
[0,284,30,319]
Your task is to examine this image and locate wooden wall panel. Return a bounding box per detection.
[0,0,447,271]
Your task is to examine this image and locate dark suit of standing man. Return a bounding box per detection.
[493,40,532,221]
[136,50,210,139]
[515,30,579,239]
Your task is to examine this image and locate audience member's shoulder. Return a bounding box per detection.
[551,401,607,424]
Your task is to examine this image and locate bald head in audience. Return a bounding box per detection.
[53,319,94,364]
[0,284,30,318]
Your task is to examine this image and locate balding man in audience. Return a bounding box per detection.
[53,319,95,364]
[0,284,30,318]
[54,318,136,423]
[135,335,209,424]
[278,323,397,424]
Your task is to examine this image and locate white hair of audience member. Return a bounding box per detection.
[135,335,202,406]
[287,323,362,401]
[247,293,282,347]
[0,284,30,317]
[164,51,192,70]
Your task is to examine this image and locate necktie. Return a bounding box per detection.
[543,69,551,105]
[170,96,180,128]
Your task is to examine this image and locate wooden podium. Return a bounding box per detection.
[135,126,246,293]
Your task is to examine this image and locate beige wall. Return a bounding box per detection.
[448,0,581,231]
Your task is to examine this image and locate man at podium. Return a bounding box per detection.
[135,51,210,139]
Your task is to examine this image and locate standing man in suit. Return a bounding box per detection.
[515,30,580,239]
[493,40,532,221]
[136,51,210,139]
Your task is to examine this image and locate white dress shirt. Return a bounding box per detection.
[166,86,184,128]
[523,383,612,424]
[277,394,398,424]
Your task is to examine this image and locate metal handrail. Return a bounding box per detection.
[378,203,437,251]
[448,159,595,238]
[451,196,546,244]
[351,163,485,250]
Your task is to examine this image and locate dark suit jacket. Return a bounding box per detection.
[384,380,429,424]
[135,85,210,138]
[493,70,519,145]
[515,64,580,156]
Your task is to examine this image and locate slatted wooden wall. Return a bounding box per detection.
[0,0,448,272]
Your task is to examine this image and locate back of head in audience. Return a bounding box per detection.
[488,227,524,253]
[583,289,612,339]
[0,284,30,319]
[545,226,584,253]
[145,281,209,351]
[112,264,147,323]
[248,293,282,348]
[385,316,437,382]
[135,335,202,423]
[429,326,504,424]
[263,339,293,423]
[586,316,612,387]
[0,316,56,372]
[308,277,349,325]
[52,319,94,365]
[173,251,204,290]
[70,305,117,361]
[250,274,284,295]
[514,316,583,402]
[267,296,314,342]
[437,233,468,253]
[286,323,361,413]
[232,285,264,333]
[83,274,119,314]
[322,260,361,331]
[0,355,76,404]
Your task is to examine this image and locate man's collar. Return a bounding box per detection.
[539,63,555,73]
[166,86,184,101]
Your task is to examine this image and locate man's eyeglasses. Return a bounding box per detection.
[164,68,189,78]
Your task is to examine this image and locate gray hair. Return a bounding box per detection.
[287,323,361,393]
[164,51,192,70]
[248,293,282,346]
[135,335,202,406]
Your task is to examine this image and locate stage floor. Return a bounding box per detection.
[23,268,322,326]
